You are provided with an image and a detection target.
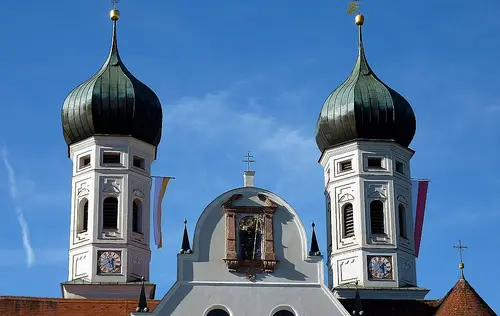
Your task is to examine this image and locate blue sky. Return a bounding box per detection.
[0,0,499,312]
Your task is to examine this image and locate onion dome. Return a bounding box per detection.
[61,9,162,152]
[315,14,416,153]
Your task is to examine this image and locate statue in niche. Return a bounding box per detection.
[238,216,263,260]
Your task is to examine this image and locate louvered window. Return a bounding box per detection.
[367,157,382,168]
[343,203,355,238]
[83,201,88,232]
[132,200,142,233]
[370,200,385,234]
[340,160,352,172]
[103,152,121,164]
[78,199,89,233]
[103,197,118,229]
[399,204,407,238]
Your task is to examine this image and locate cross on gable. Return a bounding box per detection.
[242,151,255,172]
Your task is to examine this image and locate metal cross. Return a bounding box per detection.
[453,240,467,265]
[242,151,255,172]
[112,0,120,9]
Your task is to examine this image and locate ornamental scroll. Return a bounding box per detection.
[222,193,279,280]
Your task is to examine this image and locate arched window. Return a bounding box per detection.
[132,200,142,233]
[207,309,229,316]
[398,204,407,238]
[238,216,263,260]
[342,203,354,238]
[78,199,89,233]
[103,197,118,229]
[273,311,295,316]
[370,200,385,234]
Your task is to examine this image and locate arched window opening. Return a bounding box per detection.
[207,309,229,316]
[238,216,263,260]
[132,200,142,233]
[273,311,295,316]
[78,199,89,233]
[398,204,407,238]
[103,197,118,229]
[343,203,355,238]
[370,200,385,234]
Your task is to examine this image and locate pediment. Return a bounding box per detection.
[102,184,120,194]
[338,193,355,203]
[133,189,145,198]
[368,189,386,199]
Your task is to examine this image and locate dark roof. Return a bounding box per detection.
[308,222,321,256]
[180,219,192,254]
[434,278,497,316]
[340,298,440,316]
[0,296,160,316]
[315,22,416,153]
[61,19,162,152]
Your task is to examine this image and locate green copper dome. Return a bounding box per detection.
[315,27,416,153]
[61,19,163,151]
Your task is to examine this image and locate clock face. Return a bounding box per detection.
[98,251,122,274]
[368,256,393,280]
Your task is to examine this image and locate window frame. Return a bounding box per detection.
[369,200,385,235]
[342,203,355,238]
[102,196,119,230]
[102,151,122,165]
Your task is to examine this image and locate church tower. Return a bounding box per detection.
[60,6,162,299]
[315,11,428,300]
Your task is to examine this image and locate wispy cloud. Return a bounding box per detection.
[1,147,35,267]
[165,90,316,172]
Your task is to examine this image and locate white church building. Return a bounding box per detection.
[0,4,496,316]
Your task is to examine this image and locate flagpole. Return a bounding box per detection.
[151,176,176,180]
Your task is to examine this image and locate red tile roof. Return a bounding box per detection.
[434,278,496,316]
[0,296,160,316]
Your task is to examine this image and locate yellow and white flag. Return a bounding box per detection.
[153,176,173,249]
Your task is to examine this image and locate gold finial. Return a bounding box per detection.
[453,240,468,279]
[347,1,364,26]
[110,0,120,21]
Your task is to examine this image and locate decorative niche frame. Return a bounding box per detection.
[222,193,280,280]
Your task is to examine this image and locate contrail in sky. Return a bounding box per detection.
[1,147,35,267]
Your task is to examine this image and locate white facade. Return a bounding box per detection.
[320,140,428,300]
[134,186,351,316]
[62,136,156,299]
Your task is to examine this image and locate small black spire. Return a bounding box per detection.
[309,222,321,256]
[180,219,193,254]
[136,277,149,313]
[352,280,364,315]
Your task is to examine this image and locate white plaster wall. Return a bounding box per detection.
[147,283,350,316]
[320,140,418,290]
[183,187,319,284]
[141,187,350,316]
[65,136,155,296]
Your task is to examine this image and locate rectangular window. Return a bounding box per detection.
[396,161,405,174]
[103,152,121,164]
[340,160,352,172]
[79,155,91,169]
[133,156,145,169]
[367,157,383,169]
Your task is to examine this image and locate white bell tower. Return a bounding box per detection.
[321,141,428,299]
[60,6,162,299]
[314,12,429,300]
[61,137,156,299]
